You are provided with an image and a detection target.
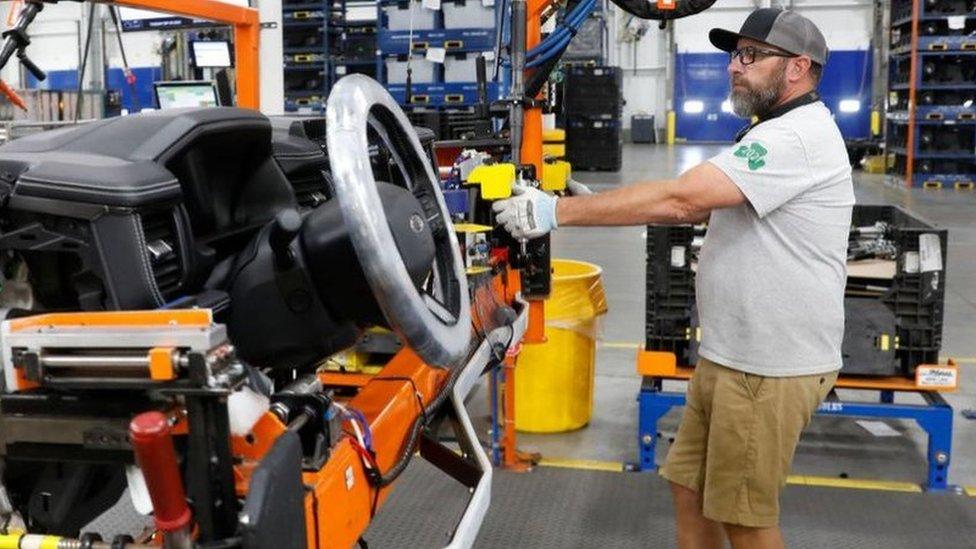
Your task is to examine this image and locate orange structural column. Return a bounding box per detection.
[905,0,921,188]
[520,0,547,177]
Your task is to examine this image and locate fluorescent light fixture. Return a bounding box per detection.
[683,100,705,114]
[721,100,733,113]
[839,99,861,113]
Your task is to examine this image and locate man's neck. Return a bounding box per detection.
[773,85,817,110]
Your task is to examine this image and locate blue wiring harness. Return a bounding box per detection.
[499,0,598,69]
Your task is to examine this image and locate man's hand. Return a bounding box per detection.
[491,186,558,240]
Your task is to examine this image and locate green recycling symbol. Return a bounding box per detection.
[734,142,768,171]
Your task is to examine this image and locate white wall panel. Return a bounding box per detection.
[614,0,875,129]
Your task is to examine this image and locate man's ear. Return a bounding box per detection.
[792,57,812,82]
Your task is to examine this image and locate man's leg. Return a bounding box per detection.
[670,482,724,549]
[723,523,784,549]
[660,361,721,549]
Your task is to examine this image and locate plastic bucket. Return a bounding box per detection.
[515,259,607,433]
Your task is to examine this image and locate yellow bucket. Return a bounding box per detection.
[515,259,608,433]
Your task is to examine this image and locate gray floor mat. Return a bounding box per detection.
[365,461,976,549]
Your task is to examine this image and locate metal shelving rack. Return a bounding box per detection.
[283,0,378,113]
[375,0,500,139]
[886,0,976,189]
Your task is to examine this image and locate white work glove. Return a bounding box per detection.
[566,178,593,196]
[491,186,558,240]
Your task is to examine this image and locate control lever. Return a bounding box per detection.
[471,54,493,138]
[513,170,532,257]
[16,48,44,81]
[405,66,413,105]
[270,209,302,270]
[476,55,488,119]
[0,1,46,81]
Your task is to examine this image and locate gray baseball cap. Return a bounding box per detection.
[709,8,829,66]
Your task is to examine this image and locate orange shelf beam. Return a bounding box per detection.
[637,349,957,393]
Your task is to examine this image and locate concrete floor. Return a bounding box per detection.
[470,143,976,490]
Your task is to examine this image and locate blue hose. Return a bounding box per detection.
[522,0,596,62]
[499,0,596,64]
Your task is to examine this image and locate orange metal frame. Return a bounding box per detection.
[232,348,450,549]
[500,0,557,469]
[111,0,261,109]
[904,0,921,188]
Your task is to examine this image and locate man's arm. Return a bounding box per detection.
[557,162,746,226]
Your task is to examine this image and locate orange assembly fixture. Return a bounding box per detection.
[231,349,450,549]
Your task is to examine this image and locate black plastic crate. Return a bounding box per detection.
[564,65,622,116]
[848,205,948,376]
[890,89,976,110]
[566,119,622,171]
[645,225,700,366]
[644,205,949,377]
[922,56,976,85]
[565,65,622,86]
[406,108,481,140]
[569,151,621,171]
[284,71,325,93]
[283,26,324,49]
[336,33,377,61]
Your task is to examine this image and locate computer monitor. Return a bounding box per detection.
[191,41,233,68]
[155,81,220,109]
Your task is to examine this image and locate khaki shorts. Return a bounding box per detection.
[660,357,838,528]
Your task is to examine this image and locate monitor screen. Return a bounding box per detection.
[192,41,233,68]
[155,82,220,109]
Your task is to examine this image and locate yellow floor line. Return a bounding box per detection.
[946,356,976,365]
[600,341,641,349]
[964,486,976,497]
[786,475,922,493]
[537,457,624,473]
[537,462,939,495]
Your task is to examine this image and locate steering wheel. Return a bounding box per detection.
[325,75,471,368]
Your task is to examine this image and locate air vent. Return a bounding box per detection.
[140,210,182,299]
[291,171,333,210]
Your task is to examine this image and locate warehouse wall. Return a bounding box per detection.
[613,0,875,133]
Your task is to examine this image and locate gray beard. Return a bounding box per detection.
[730,70,787,118]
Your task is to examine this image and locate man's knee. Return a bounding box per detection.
[722,522,784,549]
[669,481,700,504]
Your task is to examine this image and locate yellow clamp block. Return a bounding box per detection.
[541,160,570,191]
[465,164,516,200]
[454,222,493,233]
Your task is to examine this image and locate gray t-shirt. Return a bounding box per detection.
[699,101,854,377]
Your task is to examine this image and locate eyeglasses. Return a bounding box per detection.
[729,46,798,66]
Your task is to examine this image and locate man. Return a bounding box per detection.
[492,8,854,549]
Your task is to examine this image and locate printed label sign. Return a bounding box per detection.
[919,233,942,273]
[426,47,447,63]
[916,366,957,390]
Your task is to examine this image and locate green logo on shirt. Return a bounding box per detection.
[734,142,767,171]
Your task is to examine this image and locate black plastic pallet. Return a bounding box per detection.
[644,205,948,377]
